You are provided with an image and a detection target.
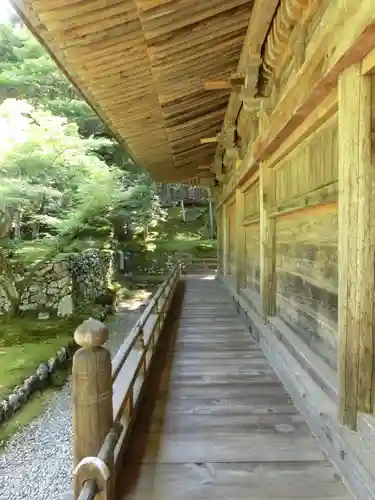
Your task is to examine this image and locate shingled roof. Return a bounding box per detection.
[11,0,255,182]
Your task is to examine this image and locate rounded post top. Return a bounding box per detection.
[74,318,109,348]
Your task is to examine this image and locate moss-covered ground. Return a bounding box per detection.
[0,203,216,442]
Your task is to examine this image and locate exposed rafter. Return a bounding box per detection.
[11,0,254,183]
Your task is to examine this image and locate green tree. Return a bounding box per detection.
[0,24,102,136]
[0,99,148,316]
[0,22,156,194]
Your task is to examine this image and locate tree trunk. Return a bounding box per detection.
[181,198,186,221]
[125,221,133,241]
[14,210,21,240]
[208,200,215,239]
[0,247,59,318]
[0,251,21,318]
[32,222,40,239]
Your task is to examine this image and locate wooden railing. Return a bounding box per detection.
[181,257,218,275]
[157,184,209,204]
[72,263,181,500]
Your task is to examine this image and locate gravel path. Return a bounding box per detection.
[0,307,141,500]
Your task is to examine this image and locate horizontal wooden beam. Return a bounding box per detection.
[268,182,338,219]
[242,213,260,226]
[204,81,232,90]
[230,75,247,87]
[251,0,375,163]
[204,74,246,91]
[362,46,375,74]
[200,137,219,144]
[265,91,338,169]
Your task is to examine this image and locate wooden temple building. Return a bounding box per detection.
[11,1,375,499]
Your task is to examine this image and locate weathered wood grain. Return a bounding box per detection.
[225,279,370,500]
[236,188,246,291]
[275,205,338,370]
[338,65,375,428]
[16,0,255,181]
[270,117,338,208]
[244,179,260,218]
[244,223,260,296]
[120,462,348,500]
[227,199,237,278]
[260,163,276,319]
[116,277,349,500]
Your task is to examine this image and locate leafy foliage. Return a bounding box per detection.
[0,20,213,319]
[0,24,100,135]
[0,97,163,315]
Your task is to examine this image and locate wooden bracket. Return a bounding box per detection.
[242,96,262,112]
[221,125,236,149]
[222,153,233,170]
[200,136,219,144]
[212,154,223,176]
[204,73,246,91]
[241,59,262,99]
[226,147,240,161]
[362,47,375,75]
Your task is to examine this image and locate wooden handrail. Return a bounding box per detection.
[111,265,175,380]
[75,424,123,500]
[180,257,218,274]
[72,263,181,500]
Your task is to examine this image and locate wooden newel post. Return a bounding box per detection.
[73,318,113,499]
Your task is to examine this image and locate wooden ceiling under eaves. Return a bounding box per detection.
[13,0,255,182]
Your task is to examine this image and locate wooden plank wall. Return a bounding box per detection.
[275,207,338,369]
[218,0,375,426]
[271,118,339,370]
[217,1,375,495]
[235,115,339,370]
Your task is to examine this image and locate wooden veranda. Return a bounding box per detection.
[71,266,350,500]
[116,275,349,500]
[11,1,375,499]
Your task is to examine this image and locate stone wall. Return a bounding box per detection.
[72,249,114,304]
[22,256,73,316]
[0,249,114,317]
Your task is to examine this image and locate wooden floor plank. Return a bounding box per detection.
[120,462,346,500]
[116,277,350,500]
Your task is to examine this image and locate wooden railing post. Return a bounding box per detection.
[73,318,114,499]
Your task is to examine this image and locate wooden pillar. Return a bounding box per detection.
[222,203,229,277]
[236,188,246,292]
[73,318,114,499]
[338,64,375,429]
[260,162,276,321]
[180,197,186,221]
[208,199,215,239]
[215,206,223,277]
